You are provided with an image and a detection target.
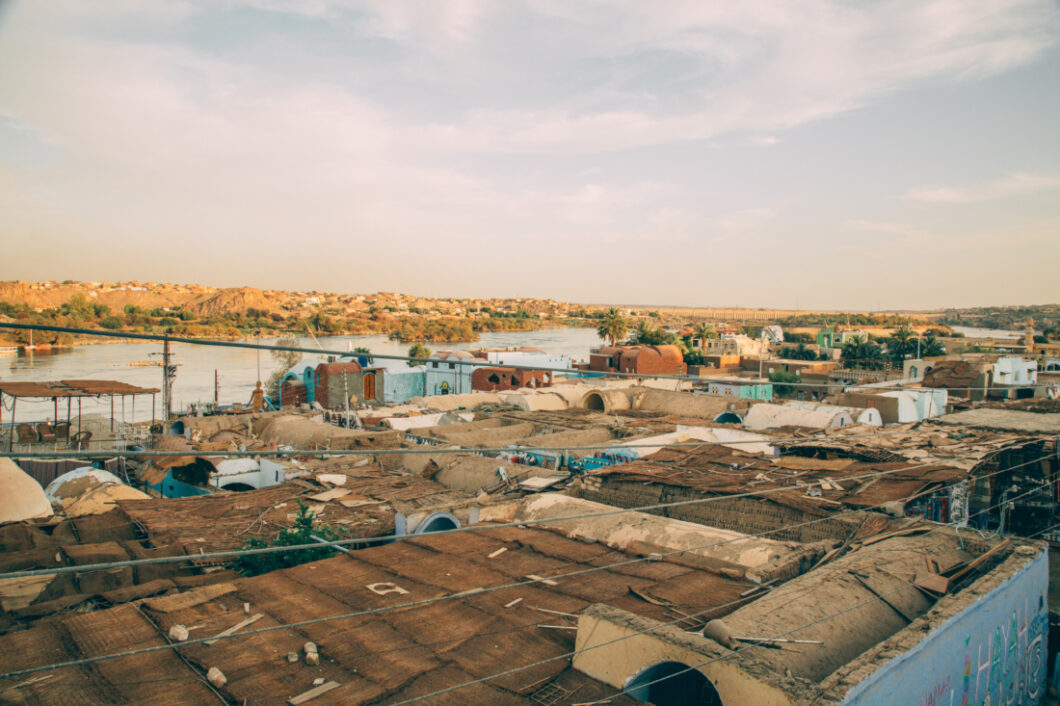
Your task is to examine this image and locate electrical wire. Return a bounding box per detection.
[0,321,1052,392]
[1,442,1041,581]
[383,451,1060,704]
[0,449,1052,684]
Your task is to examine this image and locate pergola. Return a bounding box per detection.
[0,379,161,451]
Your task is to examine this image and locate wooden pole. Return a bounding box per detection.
[9,396,15,452]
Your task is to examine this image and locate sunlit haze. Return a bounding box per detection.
[1,0,1058,309]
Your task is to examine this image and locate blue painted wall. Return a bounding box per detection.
[382,367,426,404]
[840,547,1048,706]
[145,470,213,498]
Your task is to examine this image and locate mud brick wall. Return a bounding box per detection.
[572,478,858,543]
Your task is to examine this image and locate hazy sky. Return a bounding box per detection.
[1,1,1058,310]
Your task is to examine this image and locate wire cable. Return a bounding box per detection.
[0,322,1051,392]
[2,442,1039,581]
[0,449,1051,683]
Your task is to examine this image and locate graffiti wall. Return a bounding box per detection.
[840,548,1048,706]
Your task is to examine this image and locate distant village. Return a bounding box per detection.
[1,290,1060,705]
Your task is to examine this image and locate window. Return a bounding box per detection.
[448,363,455,370]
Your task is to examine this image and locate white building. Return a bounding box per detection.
[482,347,573,373]
[992,356,1037,386]
[703,335,764,357]
[425,351,476,396]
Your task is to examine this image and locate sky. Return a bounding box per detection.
[0,0,1058,311]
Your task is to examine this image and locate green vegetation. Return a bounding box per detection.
[936,304,1059,333]
[768,370,800,397]
[775,312,933,328]
[778,343,828,361]
[596,308,629,346]
[407,343,432,366]
[693,322,718,343]
[235,502,345,576]
[840,335,886,370]
[629,321,676,346]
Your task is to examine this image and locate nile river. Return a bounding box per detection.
[1,328,603,423]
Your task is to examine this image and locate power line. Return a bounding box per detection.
[0,442,1029,581]
[381,453,1058,704]
[0,420,936,461]
[0,321,1051,392]
[0,450,1051,683]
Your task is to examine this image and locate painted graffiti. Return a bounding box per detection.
[918,595,1046,706]
[842,550,1048,706]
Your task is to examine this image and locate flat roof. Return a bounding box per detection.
[0,380,160,398]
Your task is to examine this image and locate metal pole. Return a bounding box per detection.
[77,397,81,450]
[9,396,15,452]
[151,393,156,428]
[110,396,114,433]
[162,337,172,421]
[214,369,219,406]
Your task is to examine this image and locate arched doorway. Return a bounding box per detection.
[584,391,606,411]
[714,412,742,424]
[625,661,722,706]
[416,512,460,534]
[363,372,377,400]
[220,482,256,492]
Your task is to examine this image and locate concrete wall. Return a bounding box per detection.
[381,366,425,404]
[836,547,1048,705]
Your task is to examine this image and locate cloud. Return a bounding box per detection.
[905,172,1060,203]
[844,219,931,239]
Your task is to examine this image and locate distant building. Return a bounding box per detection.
[990,356,1038,399]
[425,351,475,395]
[698,377,773,401]
[589,345,687,376]
[476,346,573,372]
[277,357,329,406]
[760,325,784,344]
[314,361,373,409]
[816,327,870,349]
[704,335,763,357]
[378,364,426,404]
[471,366,552,392]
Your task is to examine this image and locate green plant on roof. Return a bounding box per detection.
[235,500,346,576]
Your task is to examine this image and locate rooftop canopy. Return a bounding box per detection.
[0,380,160,398]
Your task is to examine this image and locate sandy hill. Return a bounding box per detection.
[187,287,283,316]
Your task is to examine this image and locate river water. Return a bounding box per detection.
[0,328,604,423]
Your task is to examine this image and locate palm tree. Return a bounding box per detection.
[887,325,916,364]
[841,335,885,370]
[596,308,629,347]
[920,335,945,357]
[693,322,718,350]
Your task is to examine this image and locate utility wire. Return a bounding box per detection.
[0,423,920,460]
[383,453,1058,704]
[0,322,1051,392]
[0,450,1051,683]
[2,443,1039,581]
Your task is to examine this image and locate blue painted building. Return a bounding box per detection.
[379,363,426,404]
[277,357,328,406]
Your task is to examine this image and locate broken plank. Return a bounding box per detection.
[307,488,352,503]
[288,681,341,705]
[205,613,264,646]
